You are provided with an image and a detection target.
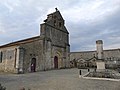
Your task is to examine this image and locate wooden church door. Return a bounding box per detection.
[54,56,58,69]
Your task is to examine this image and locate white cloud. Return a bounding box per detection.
[0,30,5,34]
[0,0,21,13]
[63,0,120,23]
[0,0,120,52]
[0,22,5,34]
[105,43,120,50]
[3,2,14,12]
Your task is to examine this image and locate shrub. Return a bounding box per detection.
[0,83,6,90]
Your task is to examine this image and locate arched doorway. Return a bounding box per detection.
[31,58,36,72]
[54,56,58,69]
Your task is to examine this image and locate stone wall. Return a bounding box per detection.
[70,49,120,69]
[70,51,96,61]
[0,46,18,73]
[19,39,44,73]
[104,49,120,60]
[70,49,120,61]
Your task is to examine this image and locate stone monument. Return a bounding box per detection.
[96,40,105,70]
[81,40,120,80]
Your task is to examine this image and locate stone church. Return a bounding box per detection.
[0,9,70,73]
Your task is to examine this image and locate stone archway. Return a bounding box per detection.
[54,56,58,69]
[31,58,36,72]
[53,50,63,69]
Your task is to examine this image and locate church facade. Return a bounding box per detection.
[0,9,70,73]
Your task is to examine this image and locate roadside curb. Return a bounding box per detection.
[79,75,120,82]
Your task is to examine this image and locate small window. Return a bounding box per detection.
[7,50,14,60]
[59,22,62,27]
[54,20,56,26]
[0,52,3,63]
[10,56,12,59]
[54,15,57,19]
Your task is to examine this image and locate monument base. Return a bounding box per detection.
[96,60,105,70]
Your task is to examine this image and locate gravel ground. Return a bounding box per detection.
[0,68,120,90]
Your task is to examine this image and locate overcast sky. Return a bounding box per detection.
[0,0,120,52]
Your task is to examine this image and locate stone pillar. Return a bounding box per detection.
[96,40,105,70]
[65,45,70,68]
[46,41,52,69]
[96,40,103,60]
[18,47,25,73]
[15,47,20,73]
